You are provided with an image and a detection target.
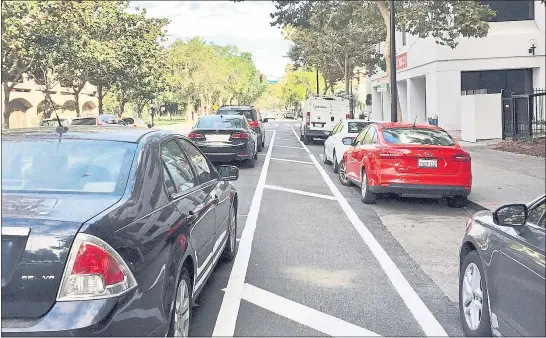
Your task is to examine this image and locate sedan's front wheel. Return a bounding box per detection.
[459,251,491,337]
[170,269,192,337]
[222,204,237,261]
[323,146,332,164]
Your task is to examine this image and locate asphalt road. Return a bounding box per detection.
[190,120,475,337]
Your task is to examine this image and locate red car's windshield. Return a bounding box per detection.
[382,127,455,146]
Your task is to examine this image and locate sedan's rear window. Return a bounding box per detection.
[71,117,96,125]
[382,127,455,146]
[216,109,254,121]
[1,140,136,195]
[197,116,245,129]
[347,122,370,134]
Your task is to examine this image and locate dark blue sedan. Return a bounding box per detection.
[1,126,240,336]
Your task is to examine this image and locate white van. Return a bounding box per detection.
[299,96,350,144]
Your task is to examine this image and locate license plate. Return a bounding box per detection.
[206,134,230,142]
[418,158,437,168]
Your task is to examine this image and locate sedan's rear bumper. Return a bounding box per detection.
[369,183,471,197]
[198,143,252,163]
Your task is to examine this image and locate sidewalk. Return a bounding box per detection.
[461,141,545,210]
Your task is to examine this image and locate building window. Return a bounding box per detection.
[461,69,533,95]
[481,0,534,22]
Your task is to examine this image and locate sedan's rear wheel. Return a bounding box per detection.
[333,152,339,173]
[170,269,191,337]
[360,169,376,204]
[257,137,263,152]
[338,159,351,186]
[459,251,491,337]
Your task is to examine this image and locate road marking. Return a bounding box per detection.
[270,157,314,165]
[242,283,380,337]
[274,145,306,150]
[212,130,277,336]
[275,138,300,142]
[288,126,448,337]
[264,184,337,201]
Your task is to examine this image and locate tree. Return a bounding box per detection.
[271,0,495,121]
[1,1,39,128]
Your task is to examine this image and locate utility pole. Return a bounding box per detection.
[316,68,320,95]
[390,0,398,122]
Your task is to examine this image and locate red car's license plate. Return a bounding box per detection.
[418,158,437,168]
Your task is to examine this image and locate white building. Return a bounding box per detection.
[370,0,545,141]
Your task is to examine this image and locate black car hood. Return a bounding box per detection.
[1,193,122,319]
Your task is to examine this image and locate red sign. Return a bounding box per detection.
[396,52,407,70]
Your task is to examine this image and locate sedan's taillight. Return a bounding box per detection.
[188,133,206,140]
[57,233,137,301]
[453,153,471,162]
[230,133,249,140]
[378,151,404,159]
[248,121,259,128]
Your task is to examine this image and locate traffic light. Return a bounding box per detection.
[260,74,263,83]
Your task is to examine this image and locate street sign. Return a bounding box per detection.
[376,84,388,92]
[267,79,278,84]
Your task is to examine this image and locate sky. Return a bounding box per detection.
[131,1,291,78]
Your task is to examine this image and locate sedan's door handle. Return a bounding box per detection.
[212,196,220,206]
[188,211,198,222]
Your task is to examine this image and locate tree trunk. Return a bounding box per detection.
[98,85,103,115]
[3,83,12,129]
[344,54,349,94]
[72,82,85,117]
[376,1,403,122]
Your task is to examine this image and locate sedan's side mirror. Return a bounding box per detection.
[342,137,353,146]
[217,165,239,181]
[493,204,528,227]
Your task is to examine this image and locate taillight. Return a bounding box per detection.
[306,112,310,126]
[57,233,137,301]
[378,151,404,159]
[230,133,249,140]
[249,121,259,128]
[188,133,206,140]
[346,114,350,119]
[453,153,471,162]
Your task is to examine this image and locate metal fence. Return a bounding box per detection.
[530,88,545,137]
[501,88,545,139]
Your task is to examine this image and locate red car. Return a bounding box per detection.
[339,122,472,207]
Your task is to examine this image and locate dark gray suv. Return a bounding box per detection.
[216,106,265,152]
[459,194,545,336]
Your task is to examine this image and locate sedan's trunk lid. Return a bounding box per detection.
[1,193,121,319]
[192,128,249,144]
[384,144,469,175]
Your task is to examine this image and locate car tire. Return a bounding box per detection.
[169,268,192,337]
[447,196,468,208]
[263,118,268,123]
[459,250,492,337]
[222,204,238,262]
[303,135,310,145]
[333,152,339,173]
[261,136,265,148]
[300,134,304,141]
[323,146,332,165]
[338,158,352,186]
[257,138,263,152]
[360,168,376,204]
[246,157,255,168]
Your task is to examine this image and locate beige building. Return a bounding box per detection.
[1,78,99,129]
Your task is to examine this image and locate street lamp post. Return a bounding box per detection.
[390,0,398,122]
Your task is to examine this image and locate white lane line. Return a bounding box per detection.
[288,126,448,337]
[270,157,314,165]
[212,130,276,336]
[264,184,337,201]
[242,283,380,337]
[274,145,306,150]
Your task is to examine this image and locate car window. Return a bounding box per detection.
[178,138,217,183]
[216,108,254,121]
[347,121,370,134]
[382,127,455,146]
[124,118,135,124]
[161,140,198,193]
[355,127,370,146]
[100,115,123,125]
[528,200,545,228]
[362,127,376,145]
[71,117,97,125]
[1,139,136,195]
[197,116,245,129]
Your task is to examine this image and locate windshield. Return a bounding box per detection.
[70,117,96,125]
[347,121,370,134]
[1,140,136,195]
[216,109,254,121]
[197,116,245,129]
[382,127,456,146]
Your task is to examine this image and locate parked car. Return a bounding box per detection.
[323,119,375,173]
[339,122,471,207]
[283,111,296,119]
[263,112,276,123]
[39,117,71,127]
[188,115,259,168]
[1,126,240,336]
[458,194,545,337]
[70,114,126,126]
[216,105,265,152]
[122,117,151,128]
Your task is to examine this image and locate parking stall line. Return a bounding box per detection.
[288,126,448,337]
[241,283,380,337]
[264,184,337,201]
[273,145,306,150]
[212,131,277,337]
[270,157,314,165]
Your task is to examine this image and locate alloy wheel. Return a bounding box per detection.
[173,279,190,337]
[462,263,483,331]
[361,171,368,198]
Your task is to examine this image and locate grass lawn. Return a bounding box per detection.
[153,117,188,126]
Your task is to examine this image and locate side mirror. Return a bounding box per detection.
[493,204,528,227]
[351,139,358,146]
[217,165,239,181]
[342,137,353,146]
